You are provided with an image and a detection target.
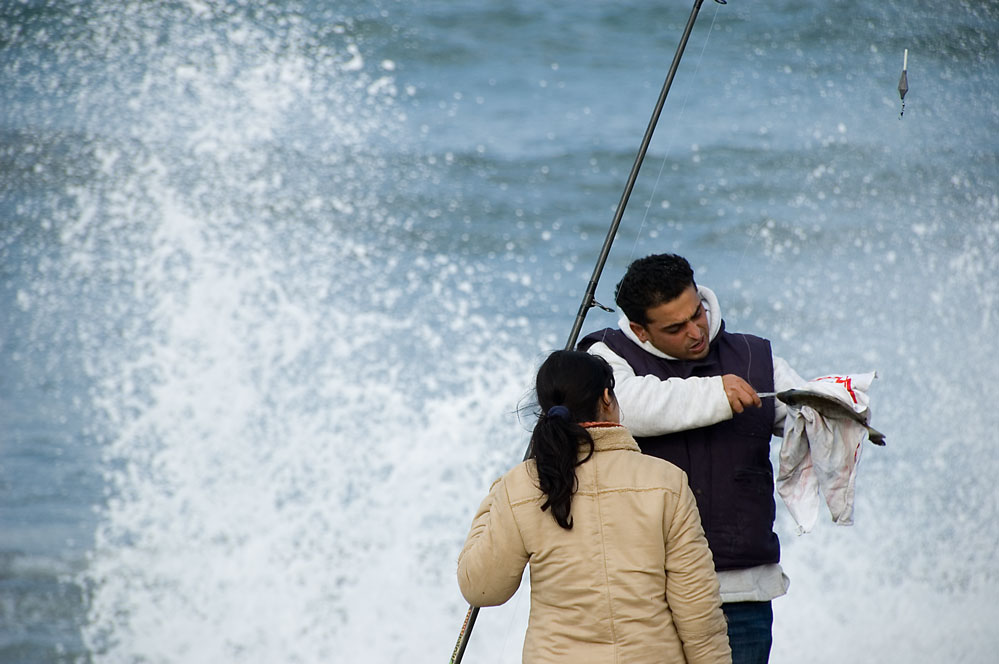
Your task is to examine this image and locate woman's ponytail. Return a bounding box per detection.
[529,351,615,530]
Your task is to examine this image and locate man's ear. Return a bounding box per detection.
[629,321,649,343]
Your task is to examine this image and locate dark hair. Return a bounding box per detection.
[529,350,615,530]
[614,253,696,325]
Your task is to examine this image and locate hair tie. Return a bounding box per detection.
[546,405,570,420]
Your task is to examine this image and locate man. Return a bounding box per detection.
[579,253,804,664]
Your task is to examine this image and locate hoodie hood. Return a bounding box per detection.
[617,285,723,360]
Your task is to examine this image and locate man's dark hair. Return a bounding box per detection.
[614,253,696,324]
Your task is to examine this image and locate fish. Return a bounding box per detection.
[764,389,886,446]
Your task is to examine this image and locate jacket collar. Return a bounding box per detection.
[616,284,723,360]
[583,425,641,453]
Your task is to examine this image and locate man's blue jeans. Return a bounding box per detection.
[722,601,773,664]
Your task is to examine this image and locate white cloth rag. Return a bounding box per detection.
[776,372,879,533]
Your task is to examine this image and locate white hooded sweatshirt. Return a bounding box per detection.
[586,285,804,603]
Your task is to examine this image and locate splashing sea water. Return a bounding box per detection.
[2,1,998,662]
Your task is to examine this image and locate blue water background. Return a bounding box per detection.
[2,0,998,661]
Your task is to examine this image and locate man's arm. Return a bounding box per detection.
[589,341,736,437]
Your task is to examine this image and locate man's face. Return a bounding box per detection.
[629,285,710,360]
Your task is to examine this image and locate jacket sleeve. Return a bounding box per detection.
[456,475,530,607]
[588,341,733,436]
[663,477,732,664]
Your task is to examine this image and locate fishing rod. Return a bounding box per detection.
[564,0,723,351]
[448,1,724,661]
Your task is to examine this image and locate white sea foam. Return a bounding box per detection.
[23,7,541,660]
[5,1,998,662]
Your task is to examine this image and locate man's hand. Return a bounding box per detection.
[722,374,762,414]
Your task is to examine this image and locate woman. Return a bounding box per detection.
[457,350,731,663]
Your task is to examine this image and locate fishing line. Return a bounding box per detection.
[590,2,721,351]
[627,2,723,264]
[496,585,529,664]
[452,2,726,659]
[591,0,722,351]
[732,45,915,384]
[563,0,725,351]
[616,1,750,390]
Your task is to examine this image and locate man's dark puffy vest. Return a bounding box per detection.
[579,323,779,571]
